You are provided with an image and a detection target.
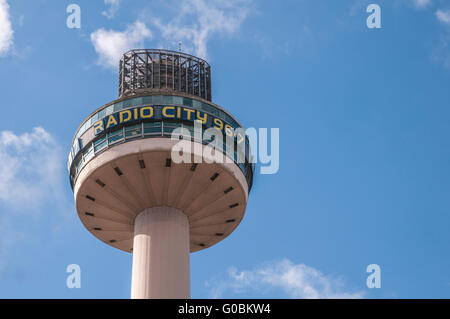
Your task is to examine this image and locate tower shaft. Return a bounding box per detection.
[131,207,190,299]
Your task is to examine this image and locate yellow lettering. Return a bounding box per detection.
[225,124,233,137]
[196,111,207,124]
[213,118,223,130]
[106,115,118,129]
[236,132,244,144]
[119,110,132,123]
[140,106,154,119]
[184,108,195,120]
[162,106,176,118]
[94,120,104,135]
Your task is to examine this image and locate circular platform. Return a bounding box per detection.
[73,138,249,253]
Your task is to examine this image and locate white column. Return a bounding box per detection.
[131,206,190,299]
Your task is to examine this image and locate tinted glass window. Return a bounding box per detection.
[133,97,143,106]
[94,137,107,152]
[91,112,99,122]
[163,121,179,135]
[108,128,124,144]
[123,99,133,108]
[201,103,218,116]
[125,124,142,139]
[76,157,84,173]
[173,96,183,105]
[84,118,92,129]
[97,108,106,119]
[114,102,123,111]
[153,95,162,104]
[183,97,193,107]
[193,100,202,109]
[144,122,162,134]
[143,96,152,105]
[105,105,114,116]
[84,144,94,162]
[163,96,173,104]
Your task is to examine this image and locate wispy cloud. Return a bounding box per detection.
[436,9,450,25]
[0,127,68,273]
[102,0,120,19]
[0,0,13,56]
[433,9,450,68]
[0,127,63,208]
[0,216,24,273]
[90,21,152,69]
[432,32,450,68]
[151,0,253,59]
[412,0,432,9]
[206,259,364,299]
[90,0,252,68]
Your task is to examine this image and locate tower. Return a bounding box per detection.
[68,49,254,298]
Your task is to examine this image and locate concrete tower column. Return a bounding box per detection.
[131,207,190,299]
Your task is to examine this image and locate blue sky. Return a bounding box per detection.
[0,0,449,298]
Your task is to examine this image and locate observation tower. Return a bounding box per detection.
[68,49,254,298]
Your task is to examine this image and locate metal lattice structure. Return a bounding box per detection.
[119,49,212,101]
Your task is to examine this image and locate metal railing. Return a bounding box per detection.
[119,49,212,101]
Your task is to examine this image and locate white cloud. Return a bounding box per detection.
[436,9,450,25]
[91,0,252,67]
[0,127,63,208]
[206,259,364,299]
[0,216,24,273]
[432,32,450,68]
[152,0,253,59]
[413,0,431,9]
[433,9,450,68]
[0,127,69,274]
[0,0,13,56]
[102,0,120,19]
[90,21,152,69]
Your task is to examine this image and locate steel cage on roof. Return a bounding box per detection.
[119,49,212,101]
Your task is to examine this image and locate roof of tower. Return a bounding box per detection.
[119,49,212,101]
